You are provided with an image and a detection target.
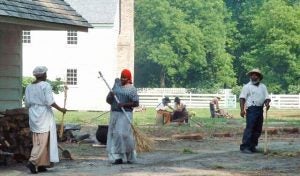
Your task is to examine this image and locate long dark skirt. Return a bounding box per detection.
[172,110,188,123]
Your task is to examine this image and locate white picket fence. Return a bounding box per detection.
[137,89,300,109]
[138,93,237,109]
[270,94,300,109]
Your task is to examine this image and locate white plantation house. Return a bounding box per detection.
[22,0,135,111]
[0,0,90,112]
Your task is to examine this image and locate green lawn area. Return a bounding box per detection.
[54,108,300,137]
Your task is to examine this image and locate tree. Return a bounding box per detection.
[240,0,300,93]
[225,0,266,84]
[135,0,205,87]
[135,0,236,89]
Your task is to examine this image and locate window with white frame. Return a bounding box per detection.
[67,31,77,44]
[67,69,77,85]
[22,31,31,43]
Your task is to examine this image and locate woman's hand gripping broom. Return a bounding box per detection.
[98,71,154,152]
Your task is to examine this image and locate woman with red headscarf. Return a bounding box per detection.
[106,69,139,164]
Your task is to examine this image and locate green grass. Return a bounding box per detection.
[54,108,300,137]
[182,148,197,154]
[55,110,111,125]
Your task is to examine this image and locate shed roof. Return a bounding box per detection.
[0,0,91,31]
[65,0,118,25]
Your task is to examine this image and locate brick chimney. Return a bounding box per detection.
[117,0,135,79]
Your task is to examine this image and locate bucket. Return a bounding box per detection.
[96,125,108,145]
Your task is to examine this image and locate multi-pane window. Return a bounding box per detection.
[67,69,77,85]
[22,31,31,43]
[67,31,77,44]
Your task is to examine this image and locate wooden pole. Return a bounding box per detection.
[59,82,68,140]
[264,109,268,155]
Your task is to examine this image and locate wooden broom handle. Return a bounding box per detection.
[59,83,68,139]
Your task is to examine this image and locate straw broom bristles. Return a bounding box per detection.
[131,124,154,152]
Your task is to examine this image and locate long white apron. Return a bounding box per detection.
[49,116,59,162]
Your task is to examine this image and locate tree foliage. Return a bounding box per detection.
[135,0,300,93]
[226,0,300,93]
[135,0,236,88]
[22,77,65,96]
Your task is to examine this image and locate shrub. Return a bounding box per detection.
[22,77,65,97]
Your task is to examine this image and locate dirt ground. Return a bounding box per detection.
[1,125,300,176]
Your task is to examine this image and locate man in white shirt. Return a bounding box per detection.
[25,66,67,173]
[239,69,270,154]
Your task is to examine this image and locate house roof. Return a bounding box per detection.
[64,0,118,25]
[0,0,91,31]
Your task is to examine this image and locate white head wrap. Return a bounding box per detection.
[33,66,48,76]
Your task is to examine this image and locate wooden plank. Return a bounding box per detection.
[0,16,89,32]
[0,30,22,111]
[0,30,21,52]
[172,133,203,140]
[0,88,21,100]
[0,53,20,65]
[0,23,24,30]
[0,77,20,88]
[0,65,21,77]
[0,101,21,111]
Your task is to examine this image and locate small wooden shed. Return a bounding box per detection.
[0,0,91,111]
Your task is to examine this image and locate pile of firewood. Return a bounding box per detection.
[0,108,32,165]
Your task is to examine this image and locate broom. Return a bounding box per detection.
[98,71,154,152]
[59,82,68,140]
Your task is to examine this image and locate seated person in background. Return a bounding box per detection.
[172,97,188,124]
[155,97,173,125]
[209,96,221,118]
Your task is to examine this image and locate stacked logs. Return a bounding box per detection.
[0,108,32,165]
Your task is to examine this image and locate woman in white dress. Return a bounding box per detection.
[25,66,67,173]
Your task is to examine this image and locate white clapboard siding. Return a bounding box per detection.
[0,30,22,111]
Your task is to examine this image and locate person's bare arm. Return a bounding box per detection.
[51,103,67,114]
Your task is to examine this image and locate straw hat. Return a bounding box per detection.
[247,68,263,80]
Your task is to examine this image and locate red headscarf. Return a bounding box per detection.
[121,69,132,84]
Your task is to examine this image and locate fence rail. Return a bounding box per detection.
[137,91,300,109]
[138,93,236,109]
[270,94,300,109]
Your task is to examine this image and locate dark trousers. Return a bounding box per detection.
[240,106,264,151]
[209,104,215,118]
[172,110,188,123]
